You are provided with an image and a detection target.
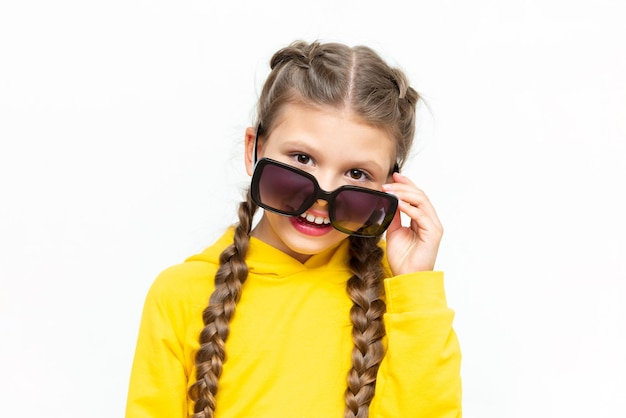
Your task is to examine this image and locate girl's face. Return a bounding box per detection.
[245,102,396,263]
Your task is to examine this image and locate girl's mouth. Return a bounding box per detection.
[289,211,332,237]
[299,211,330,226]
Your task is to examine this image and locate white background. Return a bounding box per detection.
[1,1,624,417]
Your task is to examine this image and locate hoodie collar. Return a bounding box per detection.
[187,227,352,279]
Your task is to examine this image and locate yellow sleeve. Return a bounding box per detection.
[370,271,462,417]
[125,267,193,418]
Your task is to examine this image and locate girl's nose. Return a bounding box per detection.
[315,199,328,207]
[315,172,342,194]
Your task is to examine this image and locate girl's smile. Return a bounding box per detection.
[290,211,332,236]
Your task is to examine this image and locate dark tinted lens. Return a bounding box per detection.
[258,163,315,215]
[332,189,395,235]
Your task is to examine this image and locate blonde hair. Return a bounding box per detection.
[189,40,420,418]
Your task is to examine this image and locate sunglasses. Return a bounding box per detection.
[250,158,398,237]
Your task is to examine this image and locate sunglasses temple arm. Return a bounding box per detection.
[253,124,262,166]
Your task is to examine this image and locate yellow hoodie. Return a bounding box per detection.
[126,228,461,417]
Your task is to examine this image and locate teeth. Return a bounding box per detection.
[300,212,330,225]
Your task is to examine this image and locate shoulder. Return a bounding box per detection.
[145,229,234,312]
[141,261,218,325]
[150,260,217,296]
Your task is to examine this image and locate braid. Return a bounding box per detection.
[188,190,257,418]
[344,236,387,418]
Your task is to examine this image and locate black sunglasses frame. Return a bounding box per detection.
[250,158,398,237]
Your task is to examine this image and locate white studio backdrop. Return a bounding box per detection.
[1,1,624,417]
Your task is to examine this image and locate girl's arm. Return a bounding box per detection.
[371,271,462,417]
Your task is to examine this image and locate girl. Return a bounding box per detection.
[126,40,462,418]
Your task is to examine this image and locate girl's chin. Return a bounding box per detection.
[253,213,347,262]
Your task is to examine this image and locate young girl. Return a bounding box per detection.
[126,40,462,418]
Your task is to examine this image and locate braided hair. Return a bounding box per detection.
[188,192,257,418]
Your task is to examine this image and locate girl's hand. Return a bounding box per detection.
[382,173,443,275]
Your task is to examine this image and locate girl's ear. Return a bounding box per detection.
[244,126,257,176]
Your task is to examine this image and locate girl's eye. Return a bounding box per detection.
[348,169,368,180]
[295,154,311,165]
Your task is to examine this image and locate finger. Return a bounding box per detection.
[383,175,442,228]
[397,191,442,229]
[391,173,441,226]
[397,199,442,239]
